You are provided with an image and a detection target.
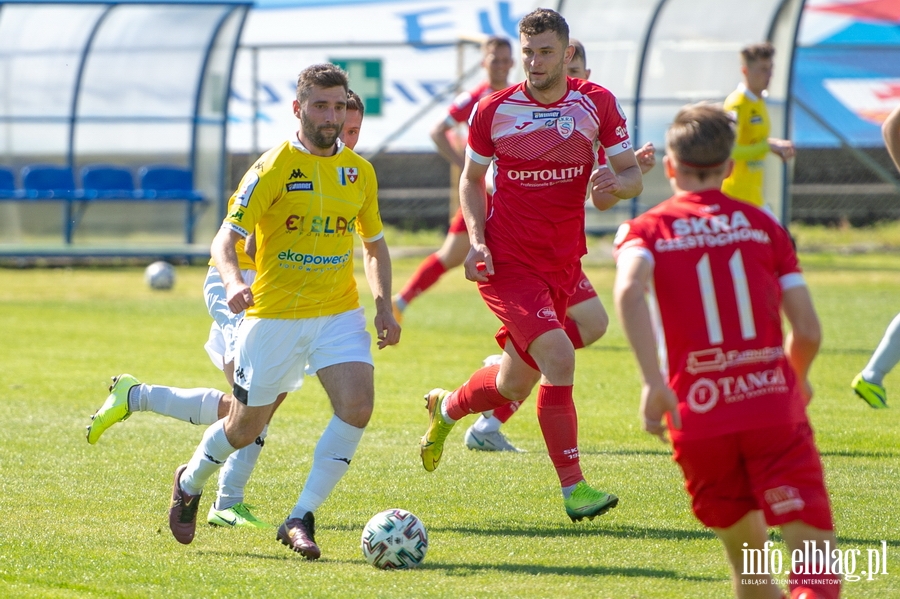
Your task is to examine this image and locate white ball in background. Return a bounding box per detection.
[145,261,176,290]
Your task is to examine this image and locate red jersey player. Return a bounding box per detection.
[418,8,643,523]
[614,103,839,599]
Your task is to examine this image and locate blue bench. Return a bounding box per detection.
[1,164,206,244]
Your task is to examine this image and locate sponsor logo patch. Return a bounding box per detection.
[234,172,259,207]
[537,306,557,320]
[286,181,313,192]
[533,110,560,119]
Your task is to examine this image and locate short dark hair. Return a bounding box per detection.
[518,8,569,45]
[347,89,364,118]
[571,39,586,64]
[666,103,735,181]
[483,35,512,54]
[296,63,349,104]
[741,42,775,65]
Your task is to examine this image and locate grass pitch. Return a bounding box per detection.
[0,247,898,598]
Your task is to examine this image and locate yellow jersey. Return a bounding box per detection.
[721,84,771,207]
[222,138,383,319]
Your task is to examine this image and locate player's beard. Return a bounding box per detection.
[301,111,343,150]
[529,61,564,92]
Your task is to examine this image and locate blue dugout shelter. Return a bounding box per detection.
[0,0,250,249]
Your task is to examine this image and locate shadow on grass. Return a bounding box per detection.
[325,520,715,543]
[820,449,900,458]
[410,560,720,581]
[194,550,722,582]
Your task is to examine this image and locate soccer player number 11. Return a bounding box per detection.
[696,250,757,345]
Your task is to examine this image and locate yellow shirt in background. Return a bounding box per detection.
[222,138,383,319]
[721,83,770,207]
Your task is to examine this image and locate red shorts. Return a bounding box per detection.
[448,207,467,234]
[570,267,598,306]
[673,422,833,531]
[478,260,578,370]
[448,192,492,235]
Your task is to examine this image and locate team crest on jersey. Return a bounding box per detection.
[556,116,575,139]
[338,167,358,185]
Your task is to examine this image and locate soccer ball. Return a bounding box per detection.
[360,508,428,569]
[145,261,175,290]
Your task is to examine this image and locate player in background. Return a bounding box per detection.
[418,8,643,523]
[851,102,900,409]
[614,103,839,599]
[391,36,514,324]
[721,42,795,209]
[464,39,656,453]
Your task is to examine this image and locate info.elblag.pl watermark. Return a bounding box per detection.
[741,540,888,585]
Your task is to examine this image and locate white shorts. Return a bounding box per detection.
[203,266,257,369]
[232,307,373,407]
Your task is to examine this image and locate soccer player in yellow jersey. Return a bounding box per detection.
[86,93,370,533]
[721,42,795,208]
[167,65,398,558]
[92,64,399,558]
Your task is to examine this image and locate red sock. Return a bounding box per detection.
[399,253,446,304]
[491,400,523,423]
[790,575,840,599]
[536,385,583,487]
[564,318,584,349]
[445,365,509,420]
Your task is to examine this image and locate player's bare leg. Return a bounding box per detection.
[714,510,785,599]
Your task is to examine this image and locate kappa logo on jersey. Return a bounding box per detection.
[536,306,557,320]
[289,168,308,180]
[556,116,575,139]
[338,167,358,185]
[254,160,264,171]
[235,172,259,207]
[286,181,313,192]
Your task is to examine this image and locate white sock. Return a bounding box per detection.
[180,419,236,497]
[290,416,365,518]
[440,395,457,424]
[215,424,268,510]
[863,312,900,386]
[128,384,222,425]
[472,414,501,433]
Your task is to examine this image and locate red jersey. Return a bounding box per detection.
[446,81,495,126]
[467,77,631,271]
[613,189,807,441]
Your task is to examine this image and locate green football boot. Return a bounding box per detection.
[564,481,619,522]
[86,374,139,444]
[420,388,455,472]
[851,374,887,409]
[208,503,272,529]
